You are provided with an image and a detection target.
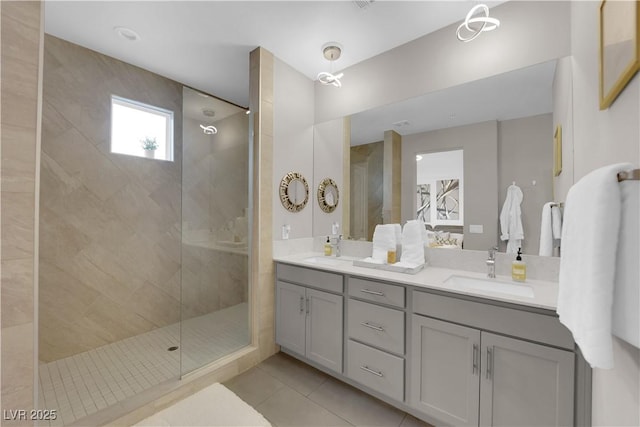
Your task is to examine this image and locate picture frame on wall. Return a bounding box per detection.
[554,125,562,177]
[599,0,640,110]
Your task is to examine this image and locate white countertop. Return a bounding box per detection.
[273,252,560,311]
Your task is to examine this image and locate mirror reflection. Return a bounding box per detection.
[342,59,561,256]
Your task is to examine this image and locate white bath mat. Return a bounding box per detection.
[135,383,272,426]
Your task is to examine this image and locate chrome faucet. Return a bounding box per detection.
[330,235,342,257]
[486,246,498,278]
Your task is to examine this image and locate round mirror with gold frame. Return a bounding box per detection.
[279,172,309,212]
[317,178,339,213]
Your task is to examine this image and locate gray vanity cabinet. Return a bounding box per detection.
[410,315,481,427]
[275,281,306,356]
[479,332,574,427]
[411,313,575,427]
[275,265,344,374]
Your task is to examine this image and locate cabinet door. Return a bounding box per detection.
[275,281,306,356]
[410,315,481,427]
[480,332,574,427]
[306,288,343,373]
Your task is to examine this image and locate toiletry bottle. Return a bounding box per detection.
[387,244,397,264]
[324,236,332,256]
[512,248,526,282]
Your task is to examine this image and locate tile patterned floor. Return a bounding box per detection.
[38,303,248,426]
[224,352,434,427]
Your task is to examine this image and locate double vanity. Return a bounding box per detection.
[274,253,590,427]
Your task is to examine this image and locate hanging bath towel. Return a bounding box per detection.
[499,184,524,254]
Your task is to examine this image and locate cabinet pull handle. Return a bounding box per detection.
[472,344,479,375]
[360,322,385,332]
[361,289,385,296]
[360,365,384,377]
[486,347,493,380]
[306,297,310,314]
[299,296,304,314]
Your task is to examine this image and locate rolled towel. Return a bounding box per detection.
[371,224,397,262]
[400,221,425,266]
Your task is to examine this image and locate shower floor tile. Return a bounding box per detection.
[38,303,248,426]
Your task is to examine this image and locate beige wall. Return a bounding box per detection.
[313,118,345,236]
[498,114,554,255]
[38,35,183,362]
[1,0,42,418]
[569,2,640,425]
[552,57,575,202]
[272,58,314,240]
[401,121,499,250]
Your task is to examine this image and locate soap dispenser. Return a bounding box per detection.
[512,248,526,282]
[324,236,332,256]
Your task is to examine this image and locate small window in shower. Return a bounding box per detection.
[110,95,174,161]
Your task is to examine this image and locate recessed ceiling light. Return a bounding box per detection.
[416,155,423,161]
[114,26,140,42]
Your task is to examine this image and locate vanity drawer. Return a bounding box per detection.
[348,299,404,355]
[277,263,343,294]
[347,340,404,402]
[413,290,574,350]
[348,277,405,308]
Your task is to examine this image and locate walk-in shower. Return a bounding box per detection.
[37,35,251,425]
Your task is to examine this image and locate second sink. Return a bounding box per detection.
[445,275,535,298]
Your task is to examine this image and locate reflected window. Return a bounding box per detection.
[110,95,174,161]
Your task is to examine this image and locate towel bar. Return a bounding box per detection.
[617,169,640,182]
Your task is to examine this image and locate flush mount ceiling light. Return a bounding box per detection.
[456,4,500,42]
[317,43,344,88]
[113,26,140,42]
[200,124,217,135]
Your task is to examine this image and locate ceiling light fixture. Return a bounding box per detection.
[456,4,500,43]
[317,43,344,88]
[200,124,218,135]
[416,155,423,161]
[113,26,140,42]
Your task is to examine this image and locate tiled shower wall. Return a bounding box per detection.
[1,0,42,418]
[39,35,184,362]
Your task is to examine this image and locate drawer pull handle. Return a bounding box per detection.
[361,289,385,296]
[360,365,384,377]
[361,322,385,332]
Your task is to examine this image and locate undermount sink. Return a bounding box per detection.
[445,275,534,298]
[303,256,354,266]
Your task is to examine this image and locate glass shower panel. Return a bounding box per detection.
[180,87,251,375]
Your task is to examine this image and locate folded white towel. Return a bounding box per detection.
[539,202,554,257]
[611,178,639,349]
[371,224,397,262]
[400,220,425,265]
[558,163,634,369]
[500,184,524,253]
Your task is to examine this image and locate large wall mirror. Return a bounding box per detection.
[316,58,567,257]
